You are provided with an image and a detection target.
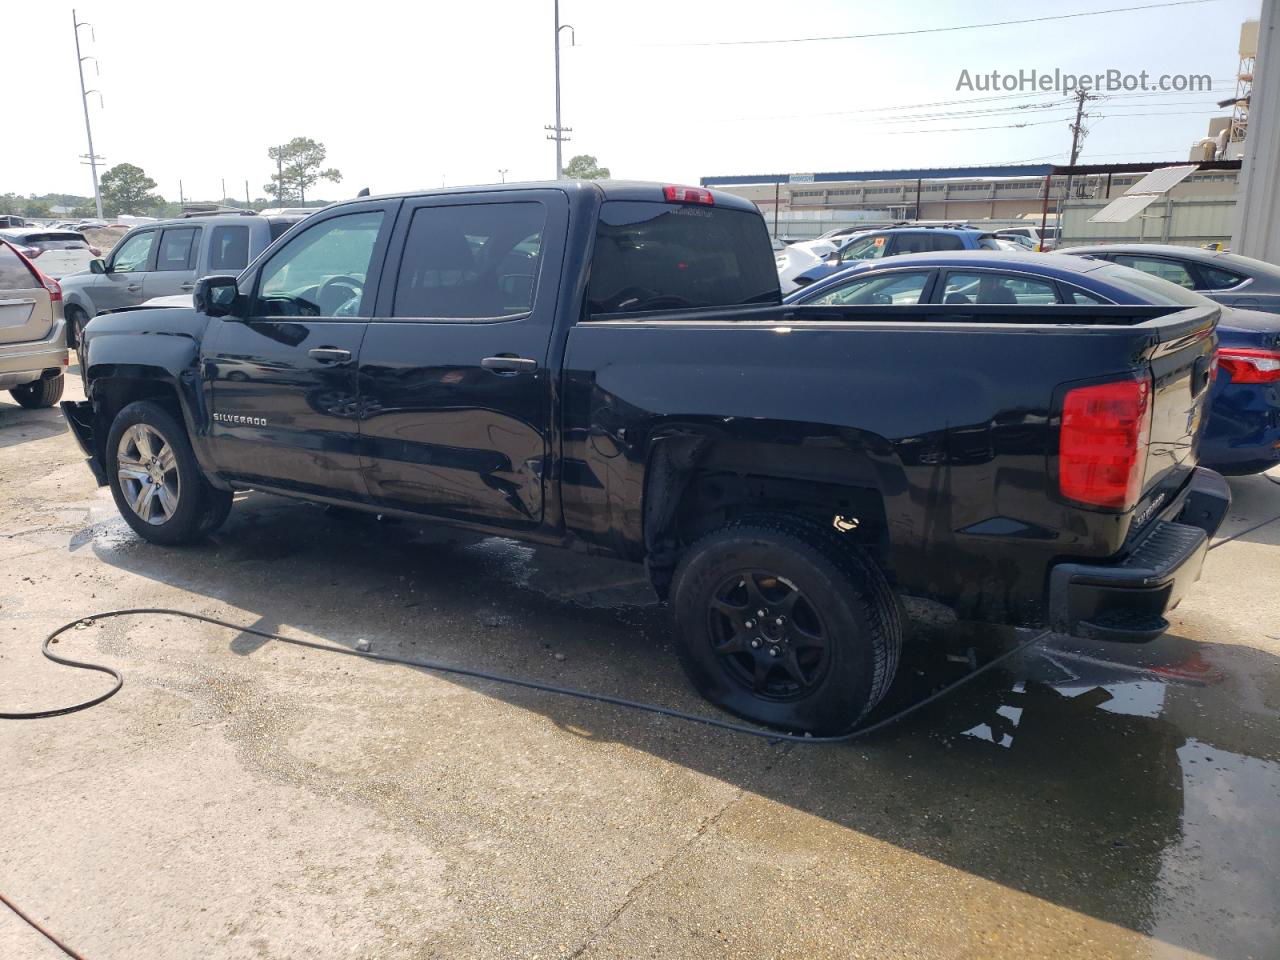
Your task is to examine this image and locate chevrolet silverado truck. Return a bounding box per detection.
[61,181,1231,733]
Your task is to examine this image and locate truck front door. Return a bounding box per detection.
[204,202,397,498]
[355,190,567,529]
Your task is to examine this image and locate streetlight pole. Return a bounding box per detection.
[498,169,509,183]
[73,10,104,219]
[545,0,574,179]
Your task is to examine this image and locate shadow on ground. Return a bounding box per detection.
[79,489,1280,959]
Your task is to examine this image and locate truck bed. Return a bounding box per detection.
[559,300,1219,626]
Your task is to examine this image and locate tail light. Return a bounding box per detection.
[41,274,62,302]
[1059,375,1152,510]
[1217,347,1280,384]
[18,245,41,259]
[88,246,102,257]
[663,185,714,205]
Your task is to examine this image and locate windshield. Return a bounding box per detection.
[1093,263,1210,307]
[588,201,780,314]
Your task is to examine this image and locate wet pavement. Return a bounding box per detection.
[1,377,1278,959]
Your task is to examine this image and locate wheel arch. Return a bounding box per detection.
[640,422,902,598]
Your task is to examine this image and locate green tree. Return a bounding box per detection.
[265,138,342,204]
[564,154,610,180]
[100,163,162,215]
[23,199,52,218]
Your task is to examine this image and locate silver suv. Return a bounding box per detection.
[0,240,67,408]
[60,211,308,349]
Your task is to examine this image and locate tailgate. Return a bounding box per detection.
[1133,304,1218,525]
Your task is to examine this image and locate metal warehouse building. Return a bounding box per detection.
[701,162,1242,240]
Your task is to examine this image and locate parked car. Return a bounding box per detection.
[0,228,101,279]
[786,227,1006,293]
[1059,242,1280,314]
[994,232,1037,251]
[63,180,1228,733]
[0,239,67,408]
[59,211,308,353]
[788,251,1279,476]
[996,223,1058,251]
[0,215,29,229]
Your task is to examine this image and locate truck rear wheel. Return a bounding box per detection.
[106,400,233,545]
[670,515,901,734]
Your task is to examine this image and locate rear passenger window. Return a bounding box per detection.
[892,233,964,254]
[393,202,546,319]
[1198,264,1247,289]
[1067,288,1108,305]
[1112,255,1195,289]
[209,225,251,271]
[156,227,200,271]
[942,272,1059,305]
[0,243,36,289]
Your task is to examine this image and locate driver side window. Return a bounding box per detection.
[254,211,384,318]
[110,230,156,273]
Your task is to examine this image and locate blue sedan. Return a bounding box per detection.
[786,251,1280,476]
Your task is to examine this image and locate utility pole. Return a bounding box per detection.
[73,10,104,220]
[277,145,285,203]
[545,0,575,179]
[1064,88,1098,201]
[221,178,226,203]
[179,180,184,206]
[245,180,251,207]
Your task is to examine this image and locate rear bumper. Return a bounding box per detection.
[61,400,108,486]
[1047,467,1231,642]
[0,319,67,390]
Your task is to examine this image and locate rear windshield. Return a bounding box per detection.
[1093,263,1209,307]
[588,200,780,315]
[19,232,90,250]
[268,218,303,242]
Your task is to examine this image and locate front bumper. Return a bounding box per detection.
[61,400,108,486]
[1047,467,1231,643]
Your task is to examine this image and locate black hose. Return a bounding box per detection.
[0,608,1046,743]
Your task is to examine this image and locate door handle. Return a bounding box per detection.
[309,347,352,363]
[481,355,537,373]
[126,284,142,292]
[179,282,195,291]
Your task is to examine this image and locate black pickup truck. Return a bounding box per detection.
[62,181,1230,733]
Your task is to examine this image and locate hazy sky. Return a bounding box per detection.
[10,0,1263,203]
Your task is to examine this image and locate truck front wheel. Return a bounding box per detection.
[106,400,233,545]
[670,516,901,734]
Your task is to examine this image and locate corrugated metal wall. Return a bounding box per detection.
[1061,196,1237,246]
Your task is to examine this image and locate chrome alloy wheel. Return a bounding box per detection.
[116,424,181,525]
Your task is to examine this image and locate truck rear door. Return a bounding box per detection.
[355,189,568,528]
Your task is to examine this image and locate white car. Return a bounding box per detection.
[0,229,101,279]
[776,236,860,294]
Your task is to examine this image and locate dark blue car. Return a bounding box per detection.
[786,251,1280,476]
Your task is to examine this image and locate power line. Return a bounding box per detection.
[646,0,1221,47]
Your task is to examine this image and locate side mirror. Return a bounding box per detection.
[195,275,241,318]
[89,258,107,274]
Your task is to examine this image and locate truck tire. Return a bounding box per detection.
[106,400,234,545]
[10,374,64,409]
[66,306,89,370]
[670,515,901,734]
